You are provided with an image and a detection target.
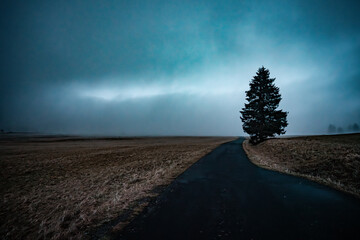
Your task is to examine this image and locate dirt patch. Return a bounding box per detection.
[243,134,360,198]
[0,136,235,239]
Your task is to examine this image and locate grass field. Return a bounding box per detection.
[0,135,235,239]
[243,133,360,198]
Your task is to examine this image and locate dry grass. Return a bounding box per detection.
[243,133,360,198]
[0,135,235,239]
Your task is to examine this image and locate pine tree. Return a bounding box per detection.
[353,123,359,132]
[240,66,288,144]
[328,124,336,133]
[337,127,344,133]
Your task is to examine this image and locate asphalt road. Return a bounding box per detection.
[116,138,360,240]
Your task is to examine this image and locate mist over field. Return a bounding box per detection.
[1,0,359,136]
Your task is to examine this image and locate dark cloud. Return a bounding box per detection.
[1,0,359,135]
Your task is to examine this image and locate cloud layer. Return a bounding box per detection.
[1,0,359,135]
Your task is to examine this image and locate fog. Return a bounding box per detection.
[1,0,359,136]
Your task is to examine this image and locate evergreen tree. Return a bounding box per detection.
[240,66,288,144]
[337,127,344,133]
[328,124,336,133]
[353,123,359,132]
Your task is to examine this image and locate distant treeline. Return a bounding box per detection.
[328,123,359,134]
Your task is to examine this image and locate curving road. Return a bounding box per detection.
[116,138,360,240]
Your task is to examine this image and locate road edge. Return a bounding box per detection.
[93,138,237,240]
[242,139,360,199]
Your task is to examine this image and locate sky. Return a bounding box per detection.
[1,0,360,136]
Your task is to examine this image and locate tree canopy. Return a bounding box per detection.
[240,66,288,144]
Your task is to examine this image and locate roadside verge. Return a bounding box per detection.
[242,136,360,199]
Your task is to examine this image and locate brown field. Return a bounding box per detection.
[0,135,235,239]
[243,133,360,198]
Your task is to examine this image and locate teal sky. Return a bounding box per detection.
[1,0,360,135]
